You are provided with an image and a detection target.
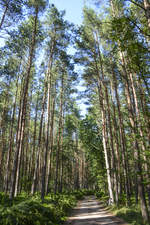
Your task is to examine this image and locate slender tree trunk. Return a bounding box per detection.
[111,63,131,205]
[120,51,149,222]
[143,0,150,29]
[97,81,114,204]
[46,93,56,194]
[9,7,38,199]
[110,80,122,200]
[0,94,9,189]
[94,31,116,203]
[41,69,52,200]
[31,85,47,194]
[28,94,38,183]
[4,76,19,193]
[0,1,9,30]
[91,39,114,203]
[59,113,64,193]
[129,72,150,212]
[55,73,64,194]
[41,35,56,199]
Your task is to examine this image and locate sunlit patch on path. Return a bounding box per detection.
[64,196,129,225]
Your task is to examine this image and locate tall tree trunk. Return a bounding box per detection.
[143,0,150,29]
[46,93,56,194]
[55,73,64,194]
[129,72,150,212]
[41,60,53,200]
[120,51,149,222]
[111,62,131,205]
[31,85,47,195]
[59,112,64,193]
[110,80,122,200]
[4,76,19,193]
[9,7,38,199]
[0,1,9,30]
[97,80,115,204]
[94,31,116,203]
[28,94,39,184]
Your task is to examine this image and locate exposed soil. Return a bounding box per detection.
[63,196,129,225]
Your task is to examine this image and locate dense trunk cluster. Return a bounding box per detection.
[0,3,92,201]
[0,0,150,223]
[75,0,150,222]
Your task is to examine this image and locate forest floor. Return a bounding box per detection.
[64,196,129,225]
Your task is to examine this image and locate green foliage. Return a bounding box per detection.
[79,114,106,189]
[0,192,10,206]
[95,191,109,205]
[82,189,95,195]
[111,206,149,225]
[0,0,24,19]
[70,189,95,200]
[27,0,48,11]
[71,190,84,200]
[0,192,77,225]
[95,190,105,198]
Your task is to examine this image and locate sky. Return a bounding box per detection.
[50,0,84,25]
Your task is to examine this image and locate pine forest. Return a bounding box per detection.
[0,0,150,224]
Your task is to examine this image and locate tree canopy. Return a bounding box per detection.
[0,0,150,223]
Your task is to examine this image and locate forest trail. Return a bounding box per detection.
[64,196,129,225]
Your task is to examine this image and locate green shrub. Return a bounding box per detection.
[95,191,105,198]
[114,207,147,225]
[0,192,11,206]
[71,190,84,200]
[82,189,95,195]
[0,199,56,225]
[0,193,77,225]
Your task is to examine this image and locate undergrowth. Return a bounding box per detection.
[0,191,78,225]
[95,191,150,225]
[110,205,150,225]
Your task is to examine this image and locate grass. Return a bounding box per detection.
[110,205,149,225]
[95,191,150,225]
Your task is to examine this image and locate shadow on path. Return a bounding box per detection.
[63,196,129,225]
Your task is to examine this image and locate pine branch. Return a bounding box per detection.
[128,0,146,11]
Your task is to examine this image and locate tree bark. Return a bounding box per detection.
[120,51,149,222]
[54,73,64,194]
[143,0,150,29]
[9,6,38,199]
[4,76,19,193]
[46,92,56,194]
[41,47,54,200]
[31,85,47,195]
[0,1,9,30]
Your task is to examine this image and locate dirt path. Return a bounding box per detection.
[64,196,129,225]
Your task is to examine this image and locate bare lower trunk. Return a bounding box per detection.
[55,74,64,194]
[122,64,149,222]
[41,78,51,200]
[92,38,114,203]
[111,63,131,205]
[95,31,116,203]
[9,7,38,199]
[46,95,56,194]
[28,95,38,183]
[97,82,114,204]
[4,76,19,193]
[31,87,47,194]
[59,113,64,193]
